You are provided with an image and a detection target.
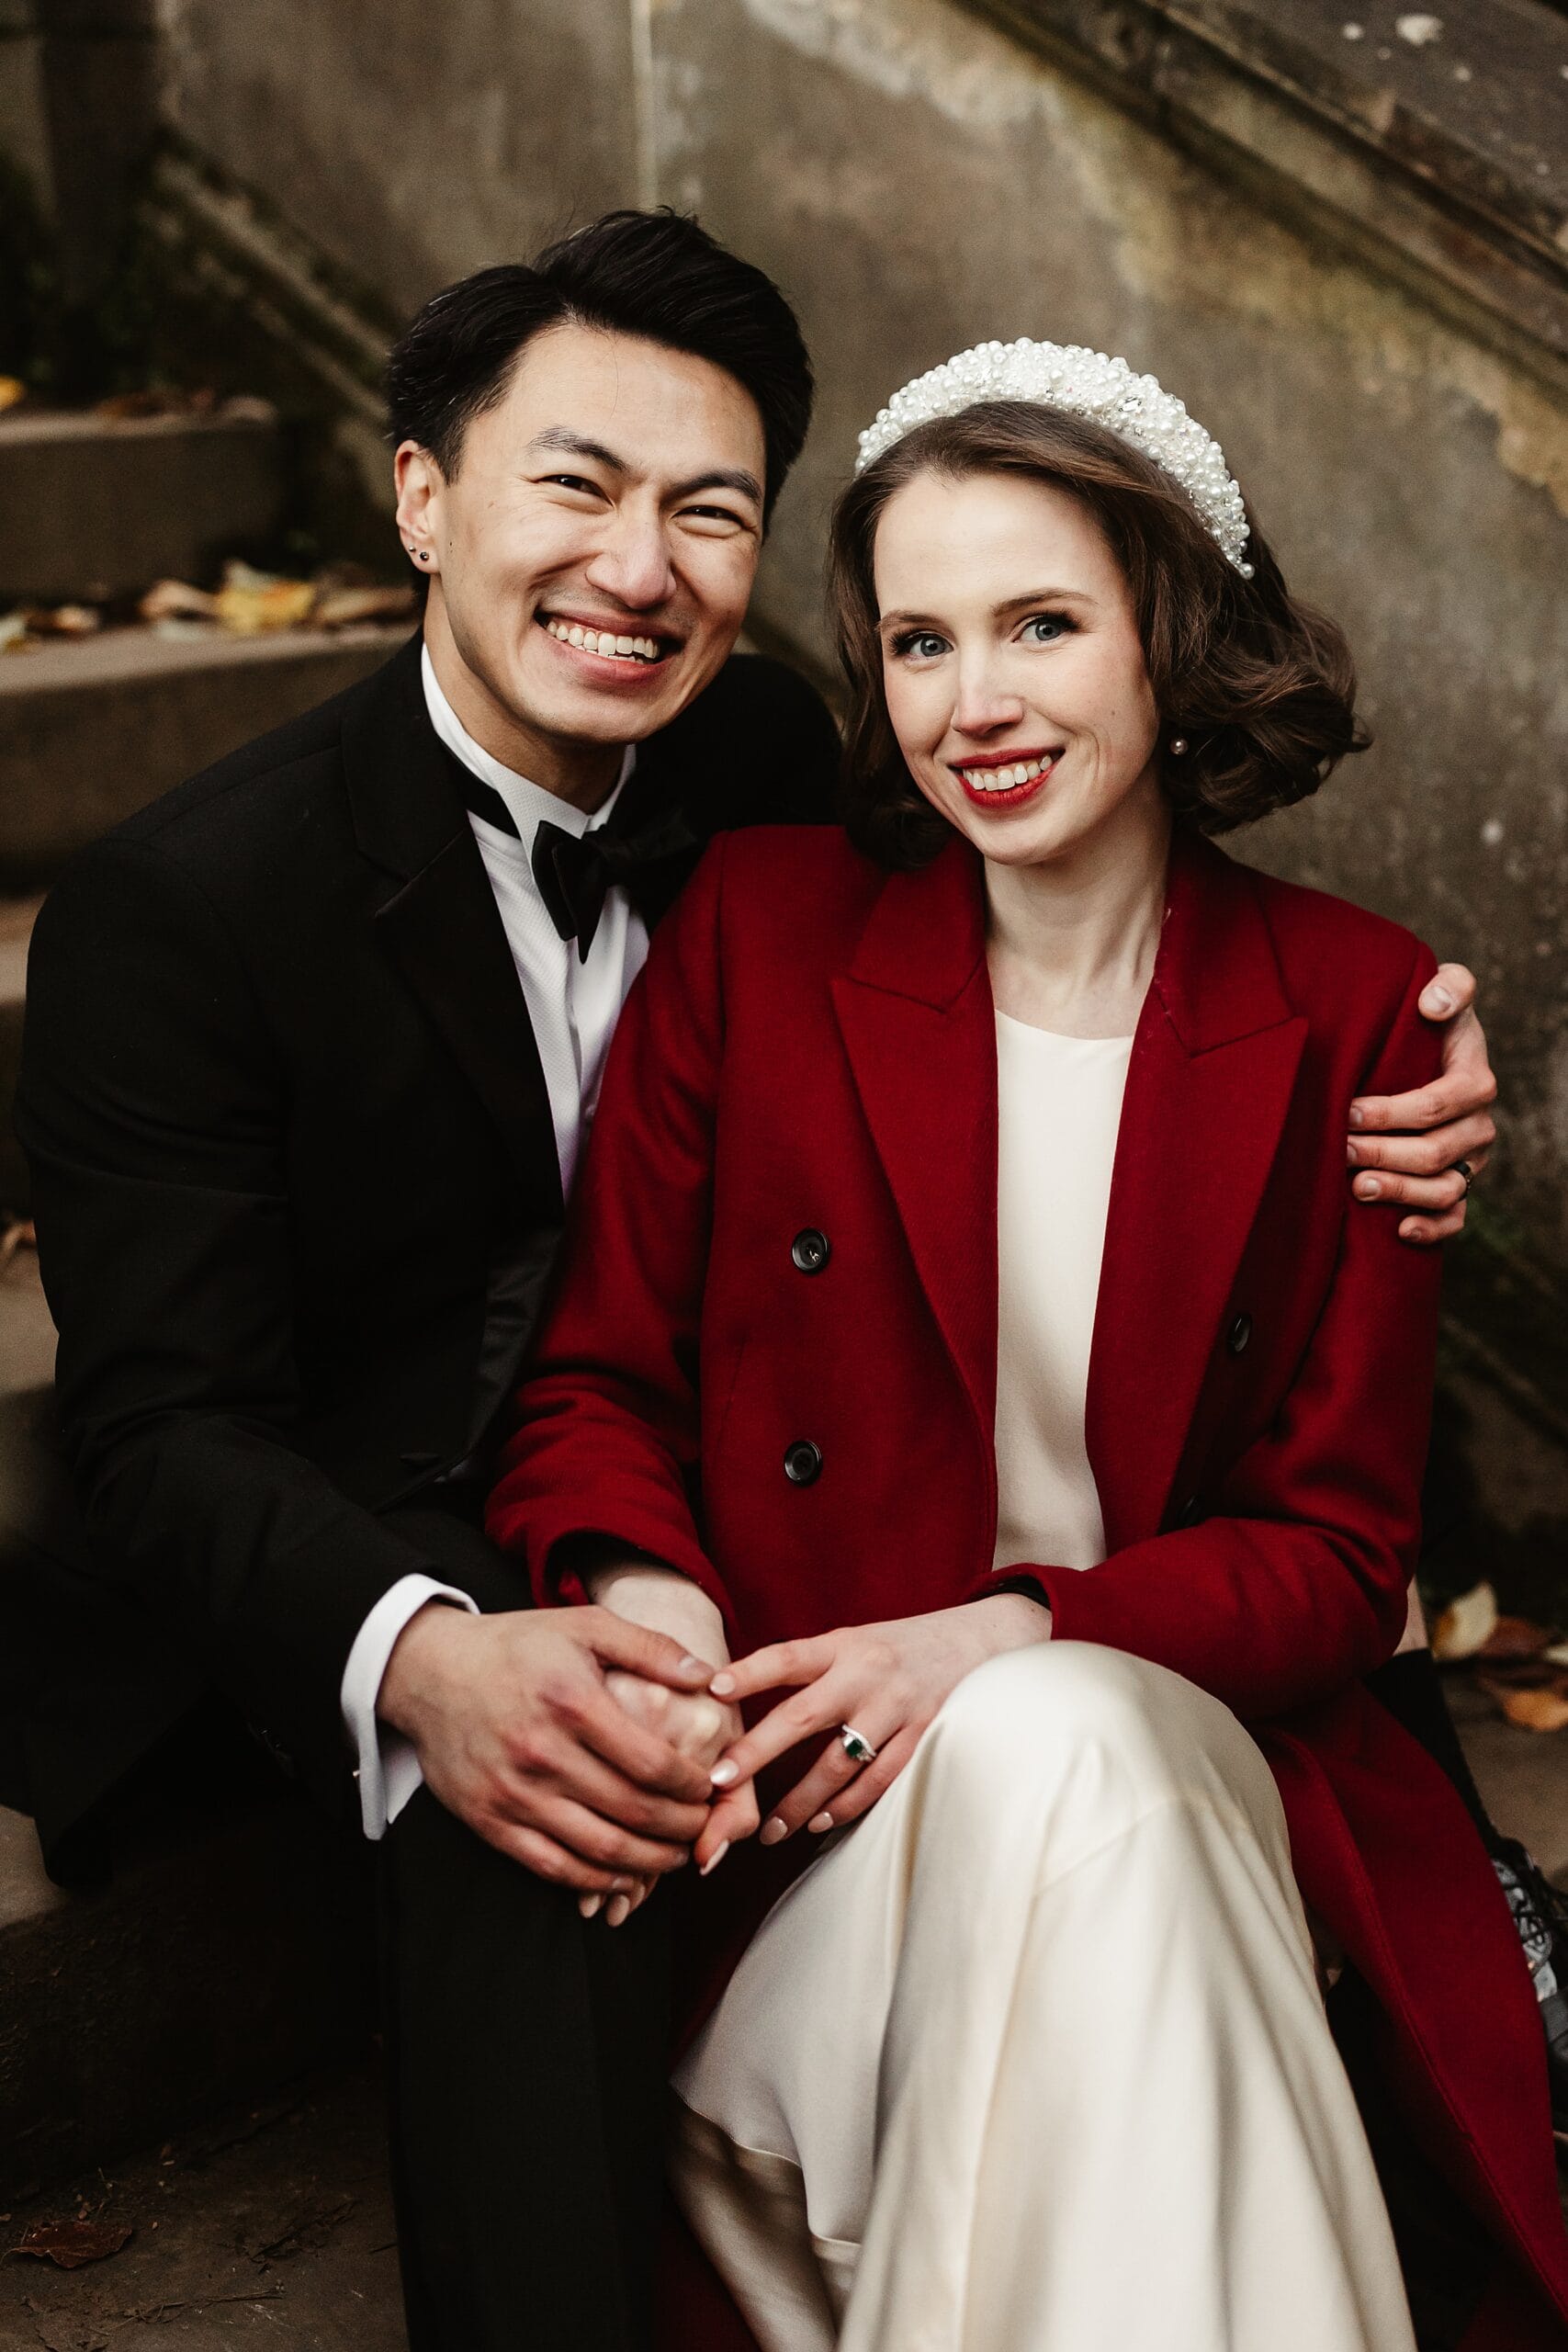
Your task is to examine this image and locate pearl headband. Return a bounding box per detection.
[854,338,1254,578]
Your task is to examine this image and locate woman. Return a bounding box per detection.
[488,343,1568,2349]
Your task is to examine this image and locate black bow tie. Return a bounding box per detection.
[455,763,695,960]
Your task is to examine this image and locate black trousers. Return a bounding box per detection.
[374,1496,675,2352]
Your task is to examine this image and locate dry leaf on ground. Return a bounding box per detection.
[1431,1579,1498,1662]
[1476,1616,1554,1663]
[214,563,317,635]
[10,2217,132,2268]
[140,578,219,623]
[24,604,100,638]
[0,377,26,415]
[1479,1678,1568,1734]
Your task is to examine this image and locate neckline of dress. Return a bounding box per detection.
[995,1010,1135,1047]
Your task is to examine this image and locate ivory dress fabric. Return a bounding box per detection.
[669,1019,1416,2352]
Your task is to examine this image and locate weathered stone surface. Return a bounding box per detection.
[159,0,642,317]
[648,0,1568,1277]
[0,623,412,886]
[1,408,287,603]
[0,1793,376,2206]
[0,903,39,1218]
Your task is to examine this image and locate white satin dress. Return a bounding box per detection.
[669,1016,1416,2352]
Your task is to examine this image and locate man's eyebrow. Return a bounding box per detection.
[670,468,763,508]
[527,427,627,471]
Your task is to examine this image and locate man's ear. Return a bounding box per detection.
[394,441,445,569]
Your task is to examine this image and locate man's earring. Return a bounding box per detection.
[1168,736,1189,755]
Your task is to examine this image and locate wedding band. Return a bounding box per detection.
[839,1725,878,1766]
[1453,1159,1474,1195]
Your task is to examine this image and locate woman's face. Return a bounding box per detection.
[873,469,1164,872]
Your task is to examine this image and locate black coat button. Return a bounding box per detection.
[1227,1313,1253,1355]
[784,1440,823,1486]
[791,1227,831,1274]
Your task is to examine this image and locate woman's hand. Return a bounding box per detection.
[581,1561,741,1921]
[698,1593,1051,1869]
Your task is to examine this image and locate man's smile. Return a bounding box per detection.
[537,610,680,669]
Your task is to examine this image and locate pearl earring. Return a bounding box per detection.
[1168,736,1189,755]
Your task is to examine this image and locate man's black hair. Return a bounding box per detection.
[385,209,813,523]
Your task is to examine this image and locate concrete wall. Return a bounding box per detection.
[155,0,641,317]
[147,0,1568,1279]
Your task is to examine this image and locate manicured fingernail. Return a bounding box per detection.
[710,1670,736,1696]
[1356,1176,1381,1198]
[759,1816,788,1847]
[580,1894,604,1919]
[1427,987,1453,1015]
[609,1876,633,1893]
[678,1655,707,1676]
[607,1894,631,1928]
[699,1840,729,1877]
[1348,1104,1365,1128]
[807,1811,834,1834]
[710,1760,739,1788]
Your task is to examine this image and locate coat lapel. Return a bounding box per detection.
[1087,832,1306,1547]
[831,842,999,1462]
[831,831,1307,1560]
[340,637,562,1211]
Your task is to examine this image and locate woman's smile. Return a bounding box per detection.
[951,746,1063,808]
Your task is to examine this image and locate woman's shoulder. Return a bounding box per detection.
[1214,842,1434,1011]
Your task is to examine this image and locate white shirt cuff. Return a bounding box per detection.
[340,1573,479,1839]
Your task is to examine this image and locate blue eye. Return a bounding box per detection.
[892,629,948,662]
[1021,613,1073,645]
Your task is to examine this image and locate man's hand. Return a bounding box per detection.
[1347,963,1497,1245]
[378,1602,716,1893]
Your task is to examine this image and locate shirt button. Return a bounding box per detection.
[784,1440,823,1487]
[1227,1313,1253,1355]
[790,1228,831,1274]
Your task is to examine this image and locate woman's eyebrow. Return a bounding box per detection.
[993,586,1096,614]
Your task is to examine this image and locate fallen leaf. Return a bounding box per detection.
[1476,1615,1553,1663]
[0,611,30,653]
[314,583,416,627]
[10,2217,132,2268]
[1432,1579,1497,1662]
[25,604,100,638]
[1543,1643,1568,1669]
[0,377,26,414]
[214,562,315,635]
[1480,1679,1568,1734]
[139,578,218,623]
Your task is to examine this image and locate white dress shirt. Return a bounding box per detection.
[338,647,651,1838]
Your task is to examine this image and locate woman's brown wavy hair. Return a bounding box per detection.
[827,401,1369,869]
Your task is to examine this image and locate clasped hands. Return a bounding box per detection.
[378,1566,1050,1927]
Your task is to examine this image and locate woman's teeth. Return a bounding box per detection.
[960,755,1053,792]
[543,617,662,663]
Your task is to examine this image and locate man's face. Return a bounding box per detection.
[397,323,767,789]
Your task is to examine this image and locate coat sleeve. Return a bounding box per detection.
[485,837,736,1634]
[1014,940,1445,1720]
[17,837,461,1784]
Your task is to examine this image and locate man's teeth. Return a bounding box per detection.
[961,755,1053,792]
[543,617,662,662]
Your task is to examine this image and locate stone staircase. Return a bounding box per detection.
[0,401,404,2219]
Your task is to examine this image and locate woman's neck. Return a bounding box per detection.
[985,787,1172,1040]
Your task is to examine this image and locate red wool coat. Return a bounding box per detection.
[489,825,1568,2349]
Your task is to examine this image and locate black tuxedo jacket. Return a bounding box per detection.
[12,634,839,1864]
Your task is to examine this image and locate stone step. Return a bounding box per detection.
[0,406,288,605]
[0,622,412,888]
[0,1793,377,2210]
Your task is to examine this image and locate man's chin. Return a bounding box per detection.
[521,645,722,743]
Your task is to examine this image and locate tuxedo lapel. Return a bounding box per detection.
[831,843,998,1457]
[340,638,562,1211]
[1087,834,1306,1548]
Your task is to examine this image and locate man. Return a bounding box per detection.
[8,210,1509,2350]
